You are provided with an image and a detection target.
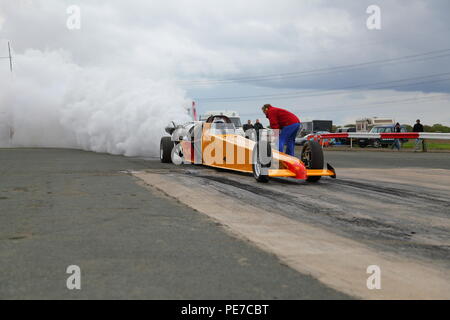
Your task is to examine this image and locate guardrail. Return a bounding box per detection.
[316,132,450,151]
[319,132,450,140]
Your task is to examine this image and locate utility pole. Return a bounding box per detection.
[1,41,13,73]
[8,41,12,73]
[0,41,14,147]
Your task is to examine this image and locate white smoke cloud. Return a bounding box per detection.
[0,49,190,156]
[1,0,449,143]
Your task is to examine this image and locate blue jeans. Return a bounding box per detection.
[392,139,401,150]
[279,123,301,156]
[414,138,422,151]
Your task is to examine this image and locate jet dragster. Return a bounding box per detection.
[160,115,336,183]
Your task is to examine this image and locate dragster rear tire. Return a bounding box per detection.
[301,140,324,182]
[160,137,173,163]
[252,141,271,183]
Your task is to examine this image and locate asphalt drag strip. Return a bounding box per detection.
[0,148,350,299]
[133,156,450,299]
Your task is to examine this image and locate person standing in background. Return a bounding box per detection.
[254,119,264,141]
[261,104,301,156]
[413,119,425,152]
[392,123,402,151]
[243,120,254,139]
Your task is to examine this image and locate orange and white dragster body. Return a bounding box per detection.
[178,120,336,181]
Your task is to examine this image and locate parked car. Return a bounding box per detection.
[358,125,408,148]
[296,131,335,147]
[335,127,356,145]
[295,133,309,146]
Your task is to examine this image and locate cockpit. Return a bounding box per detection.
[206,115,236,135]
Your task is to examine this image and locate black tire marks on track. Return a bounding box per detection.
[182,170,450,264]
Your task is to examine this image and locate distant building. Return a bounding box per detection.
[300,120,333,134]
[356,117,394,132]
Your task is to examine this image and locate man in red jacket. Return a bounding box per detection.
[262,104,301,156]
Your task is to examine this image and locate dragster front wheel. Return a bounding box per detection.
[301,140,324,182]
[252,141,272,183]
[160,137,173,163]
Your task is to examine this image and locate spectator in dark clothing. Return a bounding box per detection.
[254,119,264,141]
[413,119,424,133]
[392,123,401,151]
[243,120,255,139]
[254,119,264,131]
[413,119,425,152]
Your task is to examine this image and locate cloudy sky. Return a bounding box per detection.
[1,0,450,127]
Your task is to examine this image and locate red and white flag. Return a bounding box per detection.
[192,101,198,121]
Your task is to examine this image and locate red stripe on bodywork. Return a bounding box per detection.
[284,160,307,180]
